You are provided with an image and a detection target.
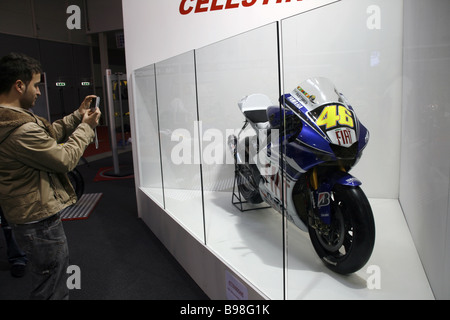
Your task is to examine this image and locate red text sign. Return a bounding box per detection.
[180,0,303,15]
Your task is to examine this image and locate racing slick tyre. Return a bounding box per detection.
[308,185,375,274]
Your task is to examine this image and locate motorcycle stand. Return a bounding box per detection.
[232,170,270,212]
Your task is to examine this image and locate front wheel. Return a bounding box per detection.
[308,185,375,274]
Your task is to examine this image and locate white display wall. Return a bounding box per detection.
[400,0,450,300]
[123,0,338,73]
[124,0,450,299]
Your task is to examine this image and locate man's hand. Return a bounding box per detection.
[78,95,97,116]
[82,107,101,130]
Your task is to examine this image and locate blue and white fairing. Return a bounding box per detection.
[234,78,370,229]
[268,78,370,226]
[270,77,369,180]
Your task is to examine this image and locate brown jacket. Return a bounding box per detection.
[0,105,94,224]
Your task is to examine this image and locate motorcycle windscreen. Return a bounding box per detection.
[290,77,344,111]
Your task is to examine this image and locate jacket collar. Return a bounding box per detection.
[0,105,56,138]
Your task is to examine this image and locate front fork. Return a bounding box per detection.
[308,167,362,225]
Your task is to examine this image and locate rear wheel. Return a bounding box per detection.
[236,164,263,204]
[308,185,375,274]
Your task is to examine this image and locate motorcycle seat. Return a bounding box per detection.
[244,110,271,130]
[238,94,273,129]
[244,109,268,123]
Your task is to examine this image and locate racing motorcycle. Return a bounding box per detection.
[228,77,375,274]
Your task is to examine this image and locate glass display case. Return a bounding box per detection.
[281,0,404,299]
[132,0,435,299]
[133,64,164,207]
[195,22,283,299]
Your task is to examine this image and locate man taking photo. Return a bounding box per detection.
[0,52,101,300]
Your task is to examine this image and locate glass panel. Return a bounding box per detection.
[195,23,283,299]
[281,0,403,299]
[133,64,164,206]
[156,51,204,243]
[400,0,450,299]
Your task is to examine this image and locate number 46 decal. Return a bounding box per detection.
[316,104,354,130]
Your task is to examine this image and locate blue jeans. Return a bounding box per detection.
[0,208,28,266]
[12,213,69,300]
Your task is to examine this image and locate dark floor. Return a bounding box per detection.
[0,151,209,300]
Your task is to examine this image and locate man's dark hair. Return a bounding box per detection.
[0,52,43,94]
